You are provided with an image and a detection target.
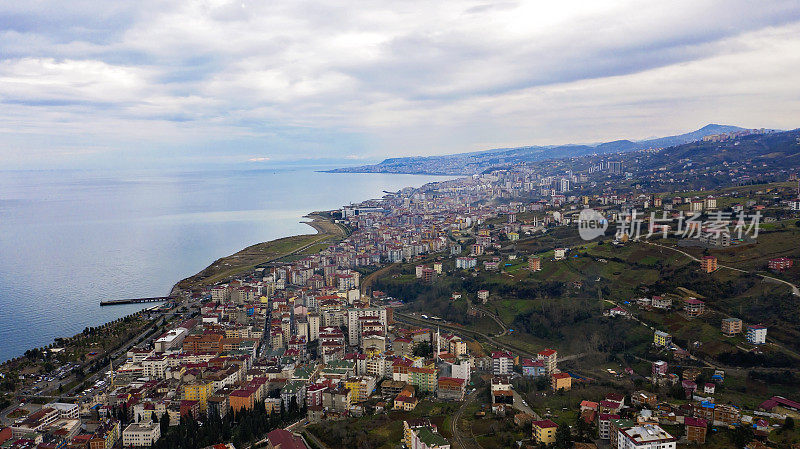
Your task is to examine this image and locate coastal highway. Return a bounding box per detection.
[1,300,197,426]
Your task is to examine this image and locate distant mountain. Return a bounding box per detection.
[326,124,753,175]
[637,127,800,173]
[640,124,747,149]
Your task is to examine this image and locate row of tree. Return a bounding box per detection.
[151,398,304,449]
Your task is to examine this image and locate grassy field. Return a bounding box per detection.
[176,216,346,290]
[306,399,460,449]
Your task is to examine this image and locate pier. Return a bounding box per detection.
[100,296,173,306]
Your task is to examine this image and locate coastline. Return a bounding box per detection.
[321,168,469,176]
[171,212,346,294]
[2,169,455,364]
[1,212,342,370]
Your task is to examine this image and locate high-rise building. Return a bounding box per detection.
[608,161,623,174]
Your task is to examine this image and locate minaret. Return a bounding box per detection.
[436,326,441,362]
[109,359,115,389]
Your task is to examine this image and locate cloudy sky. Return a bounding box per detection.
[2,0,800,169]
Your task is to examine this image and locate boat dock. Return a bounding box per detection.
[100,296,173,306]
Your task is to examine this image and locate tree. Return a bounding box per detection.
[669,382,685,400]
[159,412,170,436]
[412,341,433,358]
[575,415,592,442]
[151,412,158,424]
[729,425,754,448]
[555,422,572,448]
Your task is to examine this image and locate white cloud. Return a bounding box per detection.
[1,0,799,167]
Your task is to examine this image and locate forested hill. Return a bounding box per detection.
[327,124,750,175]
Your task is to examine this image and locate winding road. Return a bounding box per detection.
[395,312,536,358]
[451,390,481,449]
[643,240,800,296]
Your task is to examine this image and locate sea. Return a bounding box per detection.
[0,167,453,362]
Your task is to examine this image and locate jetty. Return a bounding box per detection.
[100,296,172,306]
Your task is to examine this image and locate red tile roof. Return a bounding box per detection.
[685,417,707,428]
[532,419,558,429]
[265,429,308,449]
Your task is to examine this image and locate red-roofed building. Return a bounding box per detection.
[437,377,466,401]
[521,359,545,377]
[551,372,571,391]
[685,417,708,443]
[580,401,599,412]
[229,389,256,412]
[684,298,705,318]
[768,258,793,271]
[491,352,513,375]
[537,348,558,374]
[265,429,308,449]
[759,396,800,419]
[598,413,620,439]
[599,399,623,414]
[532,419,558,444]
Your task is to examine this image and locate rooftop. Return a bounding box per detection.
[621,424,675,443]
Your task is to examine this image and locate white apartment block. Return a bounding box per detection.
[308,314,320,341]
[210,285,230,302]
[123,422,161,447]
[347,307,387,346]
[456,257,477,269]
[617,424,675,449]
[747,325,767,345]
[50,402,80,420]
[492,353,513,375]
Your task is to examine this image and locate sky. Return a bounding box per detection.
[2,0,800,169]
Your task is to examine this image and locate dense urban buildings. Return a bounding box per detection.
[3,129,800,449]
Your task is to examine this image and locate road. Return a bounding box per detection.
[58,299,197,405]
[512,391,539,418]
[285,419,328,449]
[360,263,399,295]
[639,240,800,359]
[451,390,481,449]
[1,299,197,426]
[606,297,717,369]
[473,306,508,337]
[643,240,800,296]
[394,312,536,358]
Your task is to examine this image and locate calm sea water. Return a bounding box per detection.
[0,167,452,362]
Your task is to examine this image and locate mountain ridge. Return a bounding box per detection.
[326,124,758,175]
